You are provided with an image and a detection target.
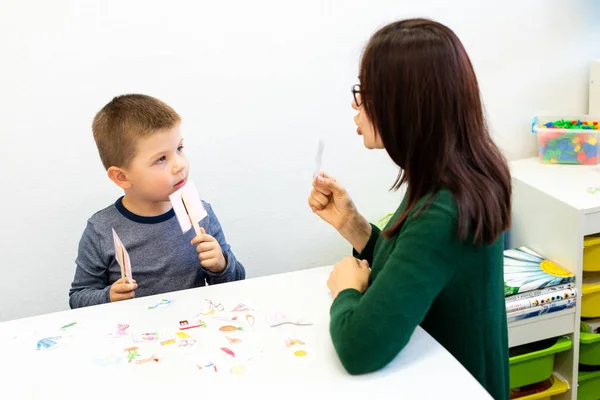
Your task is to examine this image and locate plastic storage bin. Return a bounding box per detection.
[509,375,568,400]
[578,369,600,400]
[532,116,600,165]
[582,273,600,318]
[509,336,572,389]
[580,332,600,366]
[584,234,600,272]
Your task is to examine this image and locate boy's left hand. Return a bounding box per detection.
[191,228,226,273]
[327,256,370,298]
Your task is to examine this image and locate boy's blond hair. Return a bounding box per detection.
[92,94,181,169]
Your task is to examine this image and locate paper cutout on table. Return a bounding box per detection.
[161,339,176,346]
[59,322,80,337]
[226,336,242,345]
[588,187,600,195]
[294,350,307,357]
[178,338,197,348]
[230,364,245,375]
[212,315,244,325]
[219,325,243,332]
[169,181,207,235]
[192,299,224,319]
[285,339,305,348]
[36,336,61,350]
[148,299,171,310]
[231,303,253,312]
[266,312,312,327]
[206,299,224,312]
[135,354,159,365]
[93,353,124,367]
[133,332,160,342]
[246,314,255,326]
[220,347,235,357]
[124,346,142,362]
[314,139,324,177]
[175,331,191,339]
[179,319,206,330]
[60,322,77,331]
[109,324,130,338]
[197,362,217,372]
[112,228,132,281]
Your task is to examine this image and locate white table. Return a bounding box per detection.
[0,266,491,400]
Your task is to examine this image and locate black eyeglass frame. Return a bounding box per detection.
[351,84,364,107]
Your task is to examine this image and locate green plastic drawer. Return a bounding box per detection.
[580,332,600,366]
[509,336,572,389]
[578,369,600,400]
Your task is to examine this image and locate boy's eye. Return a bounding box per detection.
[177,145,184,153]
[156,156,166,164]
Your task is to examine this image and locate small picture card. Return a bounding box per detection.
[132,332,160,342]
[178,319,206,330]
[266,311,313,327]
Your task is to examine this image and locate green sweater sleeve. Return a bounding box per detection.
[330,201,460,375]
[352,223,381,264]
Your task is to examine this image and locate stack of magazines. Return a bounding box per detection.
[504,247,577,324]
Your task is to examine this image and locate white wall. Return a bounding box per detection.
[0,0,598,322]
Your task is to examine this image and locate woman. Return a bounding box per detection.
[308,18,510,400]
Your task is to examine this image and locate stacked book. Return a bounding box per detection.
[504,247,577,324]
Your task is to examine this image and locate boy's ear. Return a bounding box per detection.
[107,166,132,189]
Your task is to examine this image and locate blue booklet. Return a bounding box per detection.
[504,247,575,296]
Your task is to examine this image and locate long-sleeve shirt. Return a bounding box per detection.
[69,197,245,309]
[330,189,509,400]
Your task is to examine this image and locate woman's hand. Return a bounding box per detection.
[308,172,372,252]
[308,172,357,230]
[327,256,370,299]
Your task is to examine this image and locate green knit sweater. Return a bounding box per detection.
[330,190,509,400]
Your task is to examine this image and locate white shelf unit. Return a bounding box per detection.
[509,157,600,400]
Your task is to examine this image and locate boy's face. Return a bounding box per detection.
[124,123,189,203]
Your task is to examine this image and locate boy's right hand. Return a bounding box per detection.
[109,277,137,302]
[308,172,358,231]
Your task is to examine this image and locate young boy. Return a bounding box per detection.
[69,94,245,309]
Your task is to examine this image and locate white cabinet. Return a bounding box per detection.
[509,157,600,399]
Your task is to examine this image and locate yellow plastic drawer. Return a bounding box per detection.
[584,235,600,272]
[509,375,568,400]
[582,273,600,318]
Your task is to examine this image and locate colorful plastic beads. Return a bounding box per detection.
[538,119,599,165]
[543,119,600,130]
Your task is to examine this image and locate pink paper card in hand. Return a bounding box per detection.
[169,181,207,236]
[112,228,133,282]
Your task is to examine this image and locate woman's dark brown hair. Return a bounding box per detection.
[360,18,511,245]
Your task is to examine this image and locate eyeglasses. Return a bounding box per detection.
[351,84,363,107]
